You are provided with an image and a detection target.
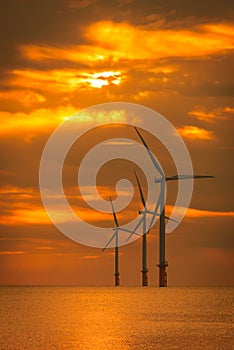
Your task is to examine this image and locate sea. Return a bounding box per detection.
[0,286,233,350]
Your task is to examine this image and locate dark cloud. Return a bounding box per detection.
[155,0,234,20]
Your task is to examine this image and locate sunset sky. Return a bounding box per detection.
[0,0,233,286]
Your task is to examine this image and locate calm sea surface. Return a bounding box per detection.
[0,286,233,350]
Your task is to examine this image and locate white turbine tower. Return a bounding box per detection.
[102,197,140,286]
[134,126,214,287]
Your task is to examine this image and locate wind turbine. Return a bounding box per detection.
[126,170,177,286]
[102,197,140,286]
[134,126,214,287]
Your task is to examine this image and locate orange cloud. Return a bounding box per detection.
[0,106,77,136]
[19,44,110,64]
[0,186,34,197]
[0,90,46,105]
[177,125,215,140]
[0,200,114,226]
[87,21,234,59]
[1,200,233,227]
[0,206,122,226]
[186,208,234,218]
[224,107,234,113]
[188,106,233,123]
[36,246,56,250]
[203,24,234,38]
[0,106,127,136]
[19,22,234,65]
[166,205,234,218]
[9,69,123,92]
[0,207,50,226]
[0,251,25,255]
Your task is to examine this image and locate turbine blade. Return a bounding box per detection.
[148,208,159,232]
[110,197,119,227]
[146,211,160,217]
[125,216,143,242]
[134,170,146,208]
[167,175,215,181]
[165,215,178,223]
[193,175,215,179]
[134,127,164,178]
[102,231,117,252]
[119,227,141,236]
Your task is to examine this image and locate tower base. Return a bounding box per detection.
[157,264,168,287]
[141,270,148,286]
[114,273,120,286]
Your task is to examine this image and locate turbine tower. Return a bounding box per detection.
[134,127,214,287]
[126,171,177,286]
[102,197,140,286]
[133,170,149,286]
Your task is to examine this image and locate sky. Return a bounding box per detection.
[0,0,233,286]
